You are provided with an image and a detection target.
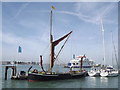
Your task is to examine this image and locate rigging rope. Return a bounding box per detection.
[112,32,118,68]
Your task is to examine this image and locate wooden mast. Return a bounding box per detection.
[49,8,53,73]
[49,6,72,73]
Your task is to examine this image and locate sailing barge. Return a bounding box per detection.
[28,6,87,81]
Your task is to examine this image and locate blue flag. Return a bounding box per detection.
[18,46,22,53]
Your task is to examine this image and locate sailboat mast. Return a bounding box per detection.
[101,19,106,66]
[49,9,53,72]
[48,6,72,73]
[50,10,52,39]
[111,31,118,68]
[111,31,114,66]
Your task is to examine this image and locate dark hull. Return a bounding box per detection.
[28,72,87,81]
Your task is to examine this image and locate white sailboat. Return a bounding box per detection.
[100,20,118,77]
[88,19,105,77]
[88,68,100,77]
[99,19,107,77]
[100,65,118,77]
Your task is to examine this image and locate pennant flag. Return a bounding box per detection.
[52,6,56,10]
[18,46,22,53]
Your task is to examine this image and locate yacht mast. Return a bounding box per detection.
[111,31,118,68]
[101,19,106,66]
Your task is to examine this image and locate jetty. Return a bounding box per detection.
[5,66,28,80]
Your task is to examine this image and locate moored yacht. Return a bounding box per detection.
[100,65,118,77]
[88,67,100,77]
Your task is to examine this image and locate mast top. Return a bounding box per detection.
[100,19,104,32]
[50,6,56,38]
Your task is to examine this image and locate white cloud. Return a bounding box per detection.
[2,34,50,62]
[2,31,49,47]
[12,2,30,20]
[57,3,117,24]
[2,32,22,44]
[2,31,50,60]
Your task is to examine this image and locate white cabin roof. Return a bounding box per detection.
[70,59,79,63]
[69,58,94,63]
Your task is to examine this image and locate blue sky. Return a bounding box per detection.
[2,2,118,65]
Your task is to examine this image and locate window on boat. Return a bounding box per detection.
[73,63,75,65]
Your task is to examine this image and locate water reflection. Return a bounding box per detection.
[100,77,108,83]
[89,77,96,86]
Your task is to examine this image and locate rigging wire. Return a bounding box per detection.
[55,34,71,61]
[111,31,118,68]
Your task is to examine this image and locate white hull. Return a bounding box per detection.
[67,58,94,69]
[107,71,118,77]
[100,71,108,77]
[100,70,118,77]
[88,70,100,77]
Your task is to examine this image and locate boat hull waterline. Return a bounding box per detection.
[28,72,87,81]
[100,71,118,77]
[88,71,100,77]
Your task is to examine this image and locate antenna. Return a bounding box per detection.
[73,54,75,59]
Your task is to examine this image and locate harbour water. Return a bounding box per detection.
[2,65,118,88]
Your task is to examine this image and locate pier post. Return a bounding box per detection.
[5,66,8,80]
[14,67,17,76]
[5,66,17,80]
